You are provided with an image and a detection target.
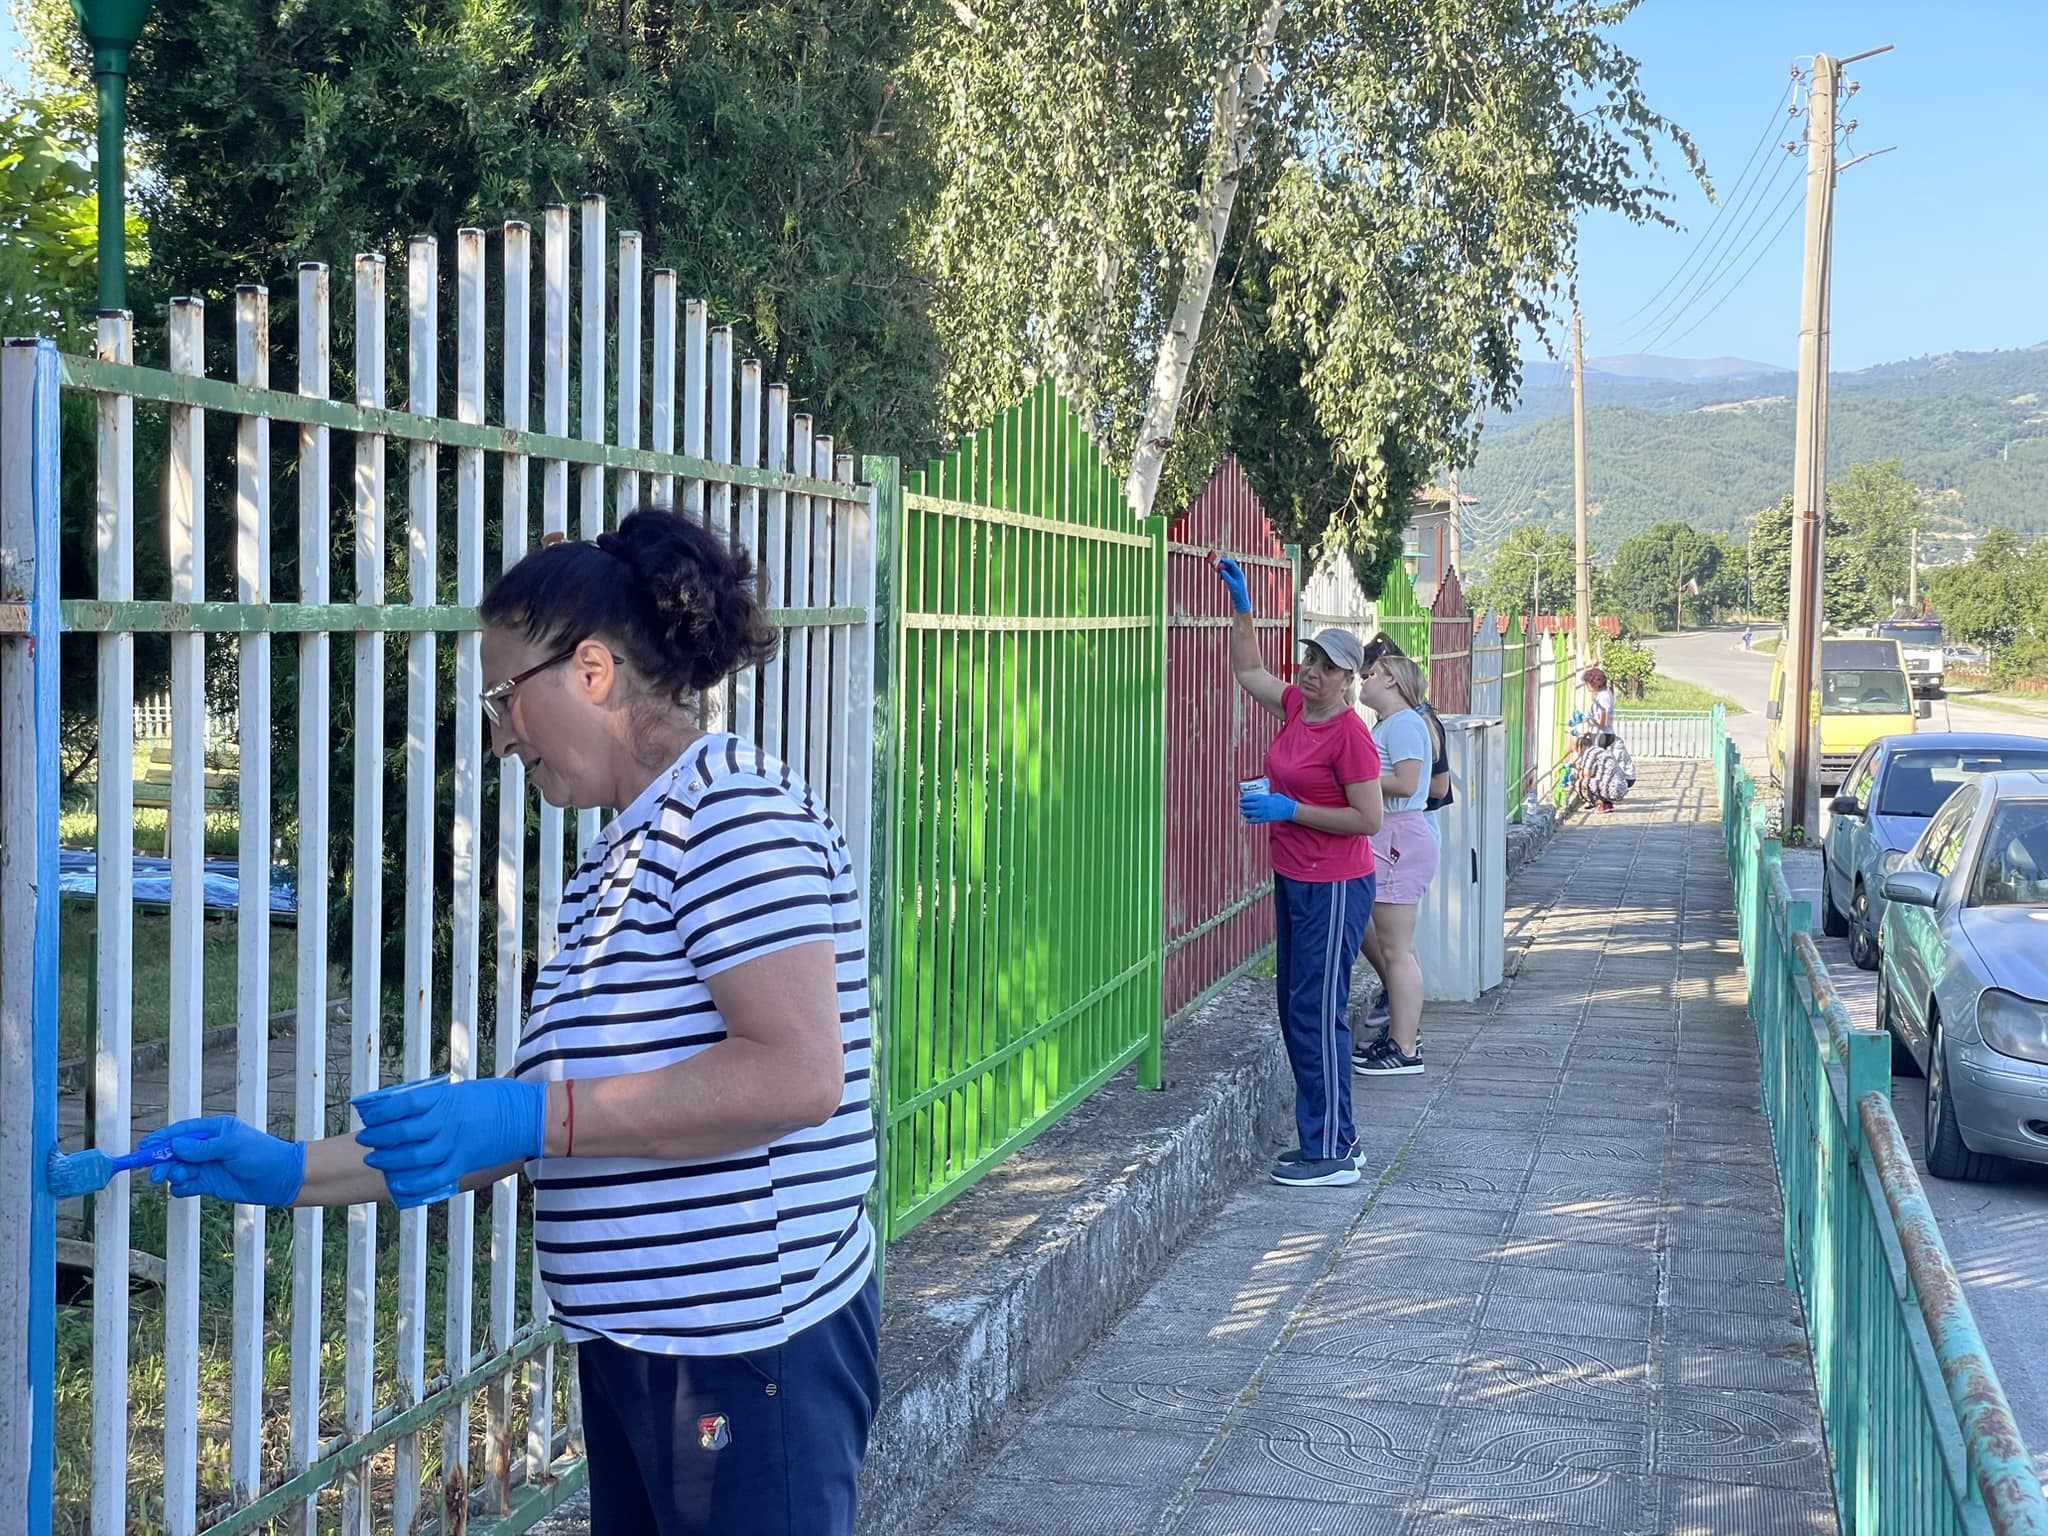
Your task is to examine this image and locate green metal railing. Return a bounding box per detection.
[1620,707,1719,760]
[880,382,1164,1237]
[1717,719,2048,1536]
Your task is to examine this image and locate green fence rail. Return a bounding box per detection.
[1717,719,2048,1536]
[881,383,1165,1237]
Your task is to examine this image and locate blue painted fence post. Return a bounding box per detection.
[0,339,62,1536]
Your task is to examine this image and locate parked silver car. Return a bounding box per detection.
[1822,734,2048,970]
[1878,771,2048,1180]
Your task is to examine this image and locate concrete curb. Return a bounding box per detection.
[856,985,1291,1533]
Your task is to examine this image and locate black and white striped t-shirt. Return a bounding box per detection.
[512,734,875,1357]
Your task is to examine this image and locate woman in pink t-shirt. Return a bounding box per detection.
[1215,558,1386,1188]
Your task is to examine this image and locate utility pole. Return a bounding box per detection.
[1782,43,1892,831]
[1447,469,1463,577]
[1782,54,1841,837]
[1572,309,1591,669]
[1909,525,1919,609]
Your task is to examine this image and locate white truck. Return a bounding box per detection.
[1877,617,1945,697]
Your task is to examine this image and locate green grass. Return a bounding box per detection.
[1639,674,1746,715]
[60,802,242,860]
[58,901,301,1063]
[56,1182,569,1536]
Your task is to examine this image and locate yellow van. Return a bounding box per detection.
[1767,636,1929,791]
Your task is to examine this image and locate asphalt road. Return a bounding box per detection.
[1650,624,2048,1488]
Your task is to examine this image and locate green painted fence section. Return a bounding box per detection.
[1501,620,1527,823]
[1369,562,1431,675]
[881,382,1165,1237]
[1717,721,2048,1536]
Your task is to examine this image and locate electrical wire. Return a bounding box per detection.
[1640,188,1807,356]
[1615,77,1797,331]
[1618,146,1804,354]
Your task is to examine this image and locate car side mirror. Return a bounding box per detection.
[1765,698,1781,721]
[1881,869,1942,908]
[1916,699,1934,720]
[1830,795,1862,819]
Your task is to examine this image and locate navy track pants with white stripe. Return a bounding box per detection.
[1273,871,1375,1161]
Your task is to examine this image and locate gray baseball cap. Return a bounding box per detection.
[1304,627,1364,673]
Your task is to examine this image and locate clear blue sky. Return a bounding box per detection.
[1575,0,2048,372]
[10,0,2043,375]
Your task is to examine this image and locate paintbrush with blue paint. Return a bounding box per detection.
[47,1141,178,1198]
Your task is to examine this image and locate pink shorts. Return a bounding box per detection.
[1370,810,1441,905]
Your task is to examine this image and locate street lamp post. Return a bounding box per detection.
[70,0,154,312]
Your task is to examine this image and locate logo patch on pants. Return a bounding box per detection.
[697,1413,730,1452]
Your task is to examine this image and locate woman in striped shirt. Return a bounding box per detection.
[143,507,881,1535]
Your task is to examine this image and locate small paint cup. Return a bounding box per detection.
[1239,776,1269,798]
[351,1075,458,1209]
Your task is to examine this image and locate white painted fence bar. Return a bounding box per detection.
[786,413,815,780]
[292,261,332,1536]
[19,204,878,1536]
[682,298,707,521]
[163,295,207,1536]
[394,232,438,1536]
[708,326,735,730]
[488,218,532,1521]
[229,283,273,1511]
[445,223,488,1512]
[734,358,763,740]
[650,269,677,511]
[90,309,135,1536]
[342,251,387,1536]
[576,199,604,851]
[616,229,643,516]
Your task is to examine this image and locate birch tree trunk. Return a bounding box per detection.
[1123,0,1287,521]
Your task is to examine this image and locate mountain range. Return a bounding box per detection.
[1460,344,2048,565]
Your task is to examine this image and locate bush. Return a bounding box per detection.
[1601,637,1656,699]
[1992,636,2048,690]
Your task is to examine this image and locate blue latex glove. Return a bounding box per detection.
[1215,557,1253,614]
[1240,791,1298,826]
[142,1116,307,1207]
[354,1076,547,1205]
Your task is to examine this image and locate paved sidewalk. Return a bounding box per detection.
[915,763,1838,1535]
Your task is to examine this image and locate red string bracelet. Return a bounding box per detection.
[565,1080,576,1157]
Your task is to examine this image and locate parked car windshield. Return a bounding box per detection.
[1974,800,2048,907]
[1878,749,2048,817]
[1821,667,1911,716]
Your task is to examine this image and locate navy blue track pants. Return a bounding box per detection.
[1272,872,1375,1160]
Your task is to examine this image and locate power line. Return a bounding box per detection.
[1615,77,1797,331]
[1618,146,1804,353]
[1637,176,1806,356]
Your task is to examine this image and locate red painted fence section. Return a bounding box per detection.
[1162,458,1296,1018]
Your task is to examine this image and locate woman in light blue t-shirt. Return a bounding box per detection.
[1354,653,1442,1077]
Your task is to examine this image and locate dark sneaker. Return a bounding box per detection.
[1356,1041,1425,1076]
[1352,1034,1420,1068]
[1270,1155,1360,1187]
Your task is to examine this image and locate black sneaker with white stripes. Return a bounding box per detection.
[1354,1038,1424,1076]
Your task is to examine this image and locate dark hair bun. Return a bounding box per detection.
[481,506,780,700]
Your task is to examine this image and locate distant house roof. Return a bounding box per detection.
[1410,487,1479,511]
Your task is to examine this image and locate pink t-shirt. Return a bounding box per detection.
[1264,686,1381,883]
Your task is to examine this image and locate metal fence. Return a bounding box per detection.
[1621,708,1719,761]
[2,200,875,1536]
[132,691,238,750]
[1161,458,1295,1020]
[880,382,1163,1237]
[1718,723,2048,1536]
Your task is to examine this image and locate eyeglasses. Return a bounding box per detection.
[481,647,578,728]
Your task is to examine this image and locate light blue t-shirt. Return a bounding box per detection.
[1372,707,1435,817]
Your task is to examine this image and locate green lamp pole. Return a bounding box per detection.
[70,0,154,312]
